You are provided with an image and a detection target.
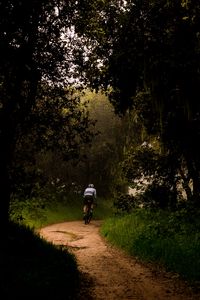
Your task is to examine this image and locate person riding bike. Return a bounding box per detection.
[83,184,97,222]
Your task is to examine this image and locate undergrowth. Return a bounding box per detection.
[6,193,114,299]
[7,193,113,299]
[9,193,114,229]
[101,208,200,283]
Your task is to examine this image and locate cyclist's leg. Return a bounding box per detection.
[83,196,94,224]
[83,198,87,221]
[84,203,90,224]
[83,196,90,221]
[86,202,91,224]
[83,204,87,213]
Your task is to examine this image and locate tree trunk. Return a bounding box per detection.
[192,171,200,206]
[179,168,193,201]
[0,132,14,235]
[0,163,10,230]
[186,157,200,206]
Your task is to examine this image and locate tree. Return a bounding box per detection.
[0,0,95,227]
[39,90,128,197]
[11,85,95,200]
[72,0,200,207]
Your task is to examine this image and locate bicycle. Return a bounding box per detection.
[83,201,93,225]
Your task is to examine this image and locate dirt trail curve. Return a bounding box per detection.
[40,220,200,300]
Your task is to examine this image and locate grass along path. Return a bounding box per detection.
[40,220,200,300]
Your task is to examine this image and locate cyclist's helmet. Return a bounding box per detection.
[88,184,94,188]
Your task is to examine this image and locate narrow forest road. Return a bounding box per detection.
[40,220,199,300]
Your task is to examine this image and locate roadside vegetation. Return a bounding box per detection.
[101,208,200,284]
[5,89,118,299]
[6,192,114,299]
[2,1,200,298]
[9,192,114,229]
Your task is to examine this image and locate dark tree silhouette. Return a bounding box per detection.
[71,0,200,207]
[0,0,91,228]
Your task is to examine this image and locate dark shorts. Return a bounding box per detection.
[83,195,94,205]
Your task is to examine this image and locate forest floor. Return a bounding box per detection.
[40,220,200,300]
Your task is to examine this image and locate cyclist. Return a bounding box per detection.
[83,184,97,220]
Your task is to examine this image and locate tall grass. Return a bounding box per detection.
[101,209,200,282]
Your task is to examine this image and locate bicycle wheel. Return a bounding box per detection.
[84,213,88,224]
[84,210,92,224]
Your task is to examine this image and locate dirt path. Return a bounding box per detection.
[40,220,199,300]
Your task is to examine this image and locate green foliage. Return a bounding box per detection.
[101,208,200,282]
[39,90,128,198]
[9,89,130,207]
[113,194,137,213]
[10,86,95,201]
[3,221,79,299]
[0,0,101,225]
[9,196,47,228]
[7,195,114,299]
[141,183,176,209]
[94,197,114,220]
[9,181,114,229]
[80,91,126,195]
[72,0,200,207]
[9,190,82,229]
[121,143,181,209]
